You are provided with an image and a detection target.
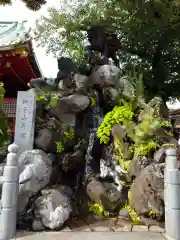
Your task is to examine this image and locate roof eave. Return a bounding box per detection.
[0,42,29,51]
[28,41,43,77]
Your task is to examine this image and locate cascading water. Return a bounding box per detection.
[83,89,104,181]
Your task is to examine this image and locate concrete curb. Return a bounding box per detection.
[14,232,166,240]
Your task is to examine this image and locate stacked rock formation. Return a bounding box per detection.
[0,26,177,231]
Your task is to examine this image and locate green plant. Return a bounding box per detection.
[36,89,48,102]
[36,94,47,102]
[122,191,140,224]
[45,92,59,109]
[134,140,160,157]
[0,82,5,103]
[62,125,75,143]
[55,125,75,153]
[114,136,131,173]
[0,0,46,10]
[160,120,171,128]
[55,141,64,153]
[35,117,45,131]
[97,69,146,145]
[121,68,146,110]
[88,202,110,217]
[35,0,180,100]
[97,104,133,144]
[0,83,9,149]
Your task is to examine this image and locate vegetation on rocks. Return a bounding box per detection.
[96,70,172,222]
[1,0,178,229]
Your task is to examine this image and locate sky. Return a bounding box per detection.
[0,0,180,109]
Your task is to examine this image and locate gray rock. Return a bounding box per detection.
[63,94,90,112]
[73,73,91,92]
[118,76,135,100]
[155,128,178,145]
[102,87,119,107]
[48,94,90,125]
[47,153,57,163]
[32,218,45,231]
[29,77,47,89]
[153,148,166,163]
[90,64,121,86]
[111,124,127,140]
[35,129,58,153]
[100,158,124,192]
[100,144,126,191]
[138,97,169,121]
[130,163,165,220]
[18,150,52,213]
[128,156,152,179]
[86,178,123,212]
[35,186,73,230]
[35,124,75,153]
[29,78,56,92]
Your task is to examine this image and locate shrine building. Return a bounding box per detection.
[0,21,42,129]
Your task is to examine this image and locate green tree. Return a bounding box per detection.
[0,83,10,149]
[0,0,46,10]
[35,0,180,101]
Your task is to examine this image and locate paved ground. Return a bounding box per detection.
[13,216,166,240]
[14,232,166,240]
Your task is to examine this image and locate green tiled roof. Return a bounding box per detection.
[0,21,30,50]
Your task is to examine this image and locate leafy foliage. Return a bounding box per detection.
[35,0,180,100]
[134,140,160,157]
[0,0,46,10]
[0,83,10,149]
[114,136,131,173]
[123,191,140,224]
[97,71,171,168]
[55,141,64,153]
[97,105,133,144]
[88,201,110,217]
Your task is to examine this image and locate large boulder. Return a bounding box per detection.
[18,150,52,214]
[117,76,135,100]
[155,128,178,146]
[102,86,120,108]
[100,143,127,190]
[48,94,90,126]
[128,156,152,179]
[111,124,127,140]
[29,77,56,91]
[35,127,75,154]
[129,163,164,220]
[35,128,61,153]
[73,73,91,93]
[153,148,166,163]
[138,97,169,121]
[34,186,73,230]
[86,178,123,212]
[90,64,121,87]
